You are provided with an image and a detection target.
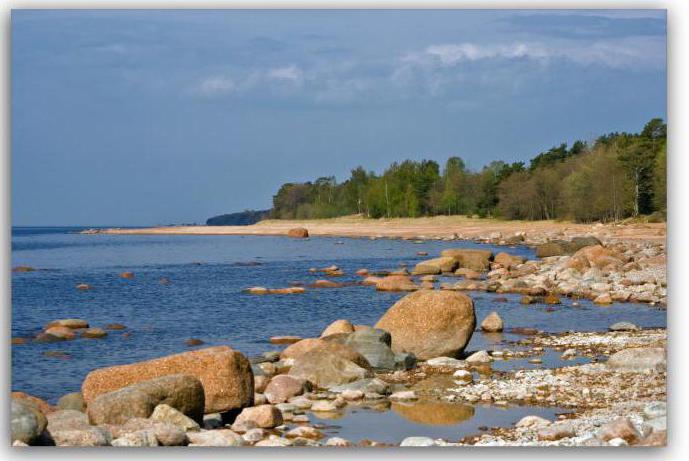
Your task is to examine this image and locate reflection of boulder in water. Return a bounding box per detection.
[392,401,474,425]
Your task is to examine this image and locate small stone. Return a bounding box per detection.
[120,272,135,279]
[150,403,200,431]
[233,404,283,429]
[187,429,244,447]
[104,323,127,330]
[466,350,492,364]
[202,413,223,430]
[285,426,324,440]
[593,293,613,305]
[242,428,266,443]
[561,349,577,359]
[425,357,467,368]
[609,322,640,332]
[185,338,204,347]
[341,389,364,400]
[515,415,551,428]
[537,423,575,441]
[50,427,112,447]
[112,430,158,447]
[643,401,667,419]
[325,436,352,447]
[452,370,473,383]
[400,436,435,446]
[389,391,417,401]
[254,436,292,447]
[480,311,504,332]
[310,400,338,412]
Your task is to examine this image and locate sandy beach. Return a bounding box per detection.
[88,216,666,244]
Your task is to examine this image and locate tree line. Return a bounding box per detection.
[271,118,666,223]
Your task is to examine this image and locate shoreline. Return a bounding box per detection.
[84,216,666,245]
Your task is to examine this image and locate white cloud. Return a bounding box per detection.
[401,37,664,72]
[196,76,236,96]
[267,65,304,83]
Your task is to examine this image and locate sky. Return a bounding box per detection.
[11,9,666,226]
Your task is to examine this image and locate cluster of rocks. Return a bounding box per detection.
[30,318,116,344]
[12,289,484,447]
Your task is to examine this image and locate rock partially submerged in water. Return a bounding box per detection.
[375,290,475,360]
[246,286,305,295]
[264,375,309,404]
[269,336,302,345]
[45,318,89,330]
[480,311,504,332]
[82,346,254,414]
[412,257,458,275]
[440,248,493,272]
[287,228,309,238]
[375,275,419,292]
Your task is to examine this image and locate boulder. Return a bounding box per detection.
[11,392,54,415]
[571,245,627,270]
[466,350,492,364]
[375,275,419,292]
[50,427,112,447]
[57,392,86,412]
[45,318,89,329]
[287,228,309,238]
[288,351,372,389]
[320,319,355,337]
[264,375,309,404]
[494,252,525,269]
[82,346,254,414]
[86,374,205,425]
[412,257,458,275]
[234,404,283,429]
[593,293,613,305]
[150,403,200,431]
[606,347,666,372]
[269,336,302,345]
[374,290,475,360]
[280,338,371,369]
[115,417,187,446]
[11,399,47,445]
[597,417,641,444]
[535,241,569,258]
[480,311,504,332]
[440,249,493,271]
[81,328,108,339]
[342,328,413,371]
[46,410,90,432]
[43,326,76,340]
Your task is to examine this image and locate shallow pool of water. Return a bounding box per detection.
[309,401,570,444]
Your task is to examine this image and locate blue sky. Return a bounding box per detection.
[12,9,666,226]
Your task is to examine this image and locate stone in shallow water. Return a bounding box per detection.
[330,378,391,395]
[515,415,551,428]
[608,321,640,332]
[466,350,492,364]
[425,357,467,368]
[389,391,417,401]
[400,436,435,447]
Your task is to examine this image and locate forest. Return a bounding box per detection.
[270,118,666,223]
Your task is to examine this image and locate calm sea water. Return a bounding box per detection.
[11,227,667,403]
